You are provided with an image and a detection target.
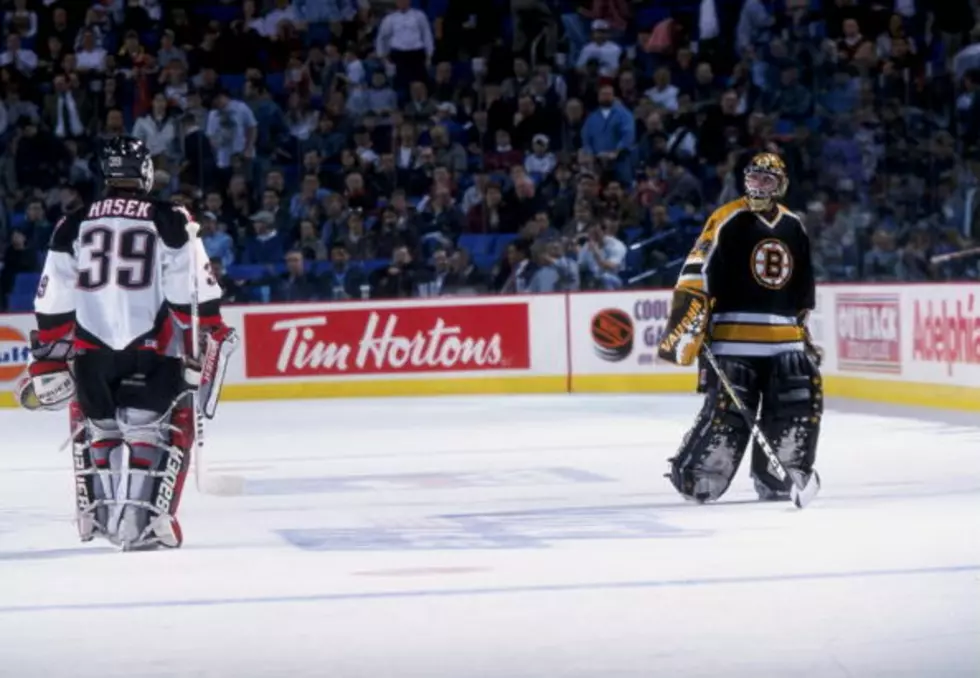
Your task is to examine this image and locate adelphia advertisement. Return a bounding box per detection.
[243,302,532,379]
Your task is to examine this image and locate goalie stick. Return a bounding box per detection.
[930,247,980,264]
[701,345,821,509]
[184,220,245,496]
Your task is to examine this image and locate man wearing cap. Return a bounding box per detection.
[242,210,285,265]
[576,19,623,77]
[525,134,556,175]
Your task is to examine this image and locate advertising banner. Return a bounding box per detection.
[908,286,980,382]
[834,292,902,374]
[0,315,33,406]
[243,302,531,379]
[567,292,695,389]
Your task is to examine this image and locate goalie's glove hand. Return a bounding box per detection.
[18,330,76,411]
[182,323,238,390]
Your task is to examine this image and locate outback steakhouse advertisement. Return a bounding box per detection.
[243,303,531,378]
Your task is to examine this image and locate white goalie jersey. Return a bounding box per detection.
[35,195,223,354]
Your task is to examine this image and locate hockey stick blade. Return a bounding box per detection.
[790,470,821,508]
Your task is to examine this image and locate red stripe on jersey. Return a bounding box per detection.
[38,321,75,344]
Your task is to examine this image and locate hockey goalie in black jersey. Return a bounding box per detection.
[658,153,822,503]
[15,136,238,550]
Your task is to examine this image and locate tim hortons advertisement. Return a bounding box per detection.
[569,291,692,374]
[910,287,980,381]
[243,302,532,379]
[835,292,902,374]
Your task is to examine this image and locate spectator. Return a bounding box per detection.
[499,239,533,293]
[266,249,321,303]
[431,125,467,175]
[371,244,418,299]
[75,28,106,73]
[528,238,580,292]
[525,134,557,175]
[577,220,626,289]
[375,0,434,91]
[576,20,622,77]
[582,85,635,185]
[0,230,37,309]
[243,211,285,265]
[646,67,680,112]
[132,93,179,160]
[0,32,37,76]
[210,257,245,304]
[485,129,524,172]
[201,212,235,269]
[443,247,487,293]
[43,74,90,141]
[23,199,52,251]
[367,72,398,116]
[863,228,900,281]
[206,88,258,187]
[324,243,369,300]
[296,218,328,262]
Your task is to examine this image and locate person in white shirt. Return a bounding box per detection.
[524,134,557,175]
[75,28,107,73]
[132,92,179,159]
[576,20,622,77]
[375,0,434,91]
[645,67,680,111]
[263,0,299,38]
[205,89,258,172]
[0,33,37,75]
[4,0,38,40]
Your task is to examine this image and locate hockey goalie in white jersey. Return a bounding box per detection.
[16,136,238,550]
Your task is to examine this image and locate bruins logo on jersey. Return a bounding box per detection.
[751,239,793,289]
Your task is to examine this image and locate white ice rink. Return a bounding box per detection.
[0,394,978,678]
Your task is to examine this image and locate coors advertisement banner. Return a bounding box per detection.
[835,293,901,374]
[243,303,531,379]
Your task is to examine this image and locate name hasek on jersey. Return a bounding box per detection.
[35,197,221,353]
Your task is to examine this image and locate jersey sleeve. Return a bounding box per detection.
[161,205,223,327]
[34,214,80,343]
[676,199,744,296]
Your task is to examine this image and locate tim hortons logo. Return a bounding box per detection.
[245,305,530,378]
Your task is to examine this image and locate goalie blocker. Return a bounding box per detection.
[658,153,822,504]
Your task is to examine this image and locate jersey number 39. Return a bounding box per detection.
[78,227,157,291]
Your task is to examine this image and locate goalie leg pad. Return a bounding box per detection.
[668,357,761,502]
[752,351,823,500]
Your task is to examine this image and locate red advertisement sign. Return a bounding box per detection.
[835,294,901,373]
[912,291,980,377]
[244,303,531,378]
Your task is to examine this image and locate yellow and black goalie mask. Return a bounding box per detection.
[743,153,788,211]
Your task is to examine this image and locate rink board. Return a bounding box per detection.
[1,284,977,411]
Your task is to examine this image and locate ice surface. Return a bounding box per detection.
[0,395,978,678]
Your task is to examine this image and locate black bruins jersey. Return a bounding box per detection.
[676,197,815,357]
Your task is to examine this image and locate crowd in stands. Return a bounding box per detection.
[1,0,980,311]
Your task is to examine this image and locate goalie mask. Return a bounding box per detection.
[100,135,155,194]
[743,153,788,212]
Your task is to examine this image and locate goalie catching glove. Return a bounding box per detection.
[16,330,76,411]
[657,288,713,366]
[182,323,239,419]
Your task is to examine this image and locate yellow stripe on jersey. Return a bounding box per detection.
[676,197,749,294]
[710,323,805,343]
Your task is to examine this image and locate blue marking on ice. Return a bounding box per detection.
[244,467,613,496]
[1,564,977,615]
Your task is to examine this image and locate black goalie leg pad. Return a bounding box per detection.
[668,357,761,502]
[752,351,823,500]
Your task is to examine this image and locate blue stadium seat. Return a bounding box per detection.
[13,273,40,296]
[219,74,246,96]
[624,227,641,244]
[227,264,269,280]
[6,293,34,312]
[10,211,26,230]
[458,234,492,256]
[472,253,497,272]
[307,23,333,47]
[362,258,389,274]
[266,72,286,96]
[492,234,517,257]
